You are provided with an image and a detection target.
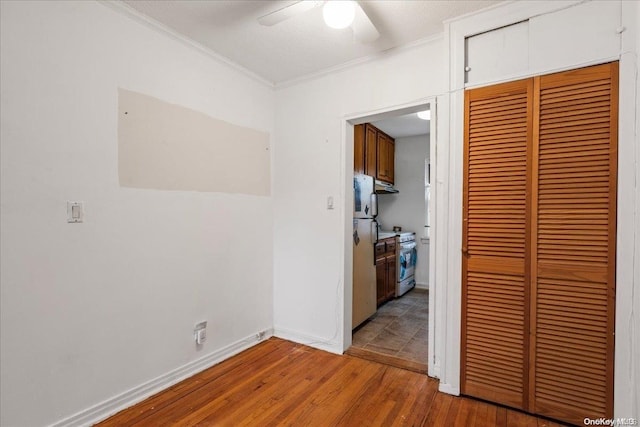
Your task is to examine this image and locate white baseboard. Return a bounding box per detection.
[274,327,342,355]
[415,282,429,290]
[438,382,460,396]
[50,329,274,427]
[428,359,440,379]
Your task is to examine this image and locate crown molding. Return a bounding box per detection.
[100,1,275,88]
[274,33,444,90]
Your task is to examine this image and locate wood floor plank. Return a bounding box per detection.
[233,351,346,426]
[496,406,509,427]
[337,361,436,426]
[538,418,568,427]
[277,358,385,425]
[421,390,454,426]
[96,338,572,427]
[383,372,438,425]
[109,340,302,426]
[98,338,290,426]
[335,365,400,426]
[444,394,462,426]
[473,400,494,427]
[507,408,537,427]
[485,402,499,426]
[192,346,344,426]
[162,345,313,426]
[453,396,479,427]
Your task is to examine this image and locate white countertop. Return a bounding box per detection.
[378,232,396,240]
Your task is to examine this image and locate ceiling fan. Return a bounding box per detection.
[257,0,380,43]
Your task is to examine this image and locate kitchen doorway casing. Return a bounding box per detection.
[342,97,440,378]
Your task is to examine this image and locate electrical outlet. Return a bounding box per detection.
[195,328,206,345]
[256,331,266,341]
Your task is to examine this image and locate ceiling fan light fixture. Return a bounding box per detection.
[417,110,431,120]
[323,1,356,29]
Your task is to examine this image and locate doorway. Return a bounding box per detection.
[344,100,436,375]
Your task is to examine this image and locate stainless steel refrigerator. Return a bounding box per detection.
[352,174,378,329]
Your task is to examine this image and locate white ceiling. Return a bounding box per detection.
[120,0,500,85]
[374,112,430,139]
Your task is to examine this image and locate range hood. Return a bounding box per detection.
[375,180,399,194]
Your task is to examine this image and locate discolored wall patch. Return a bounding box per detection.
[118,89,270,196]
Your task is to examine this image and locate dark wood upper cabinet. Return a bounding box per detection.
[354,123,395,185]
[377,131,395,184]
[365,124,378,177]
[354,124,365,174]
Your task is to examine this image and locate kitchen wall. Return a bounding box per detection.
[376,134,430,287]
[0,2,275,426]
[273,40,446,351]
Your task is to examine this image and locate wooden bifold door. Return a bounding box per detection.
[461,62,618,426]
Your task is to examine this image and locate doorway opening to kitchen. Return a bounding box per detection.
[345,99,436,375]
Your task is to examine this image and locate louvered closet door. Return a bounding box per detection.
[461,79,533,410]
[530,62,617,425]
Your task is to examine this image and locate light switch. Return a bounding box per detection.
[67,201,84,223]
[327,196,334,210]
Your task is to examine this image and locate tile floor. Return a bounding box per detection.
[350,288,428,366]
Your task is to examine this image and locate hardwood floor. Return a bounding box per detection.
[97,338,569,427]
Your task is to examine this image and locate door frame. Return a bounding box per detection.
[342,96,440,378]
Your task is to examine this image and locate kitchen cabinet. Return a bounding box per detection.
[365,124,377,176]
[354,124,365,174]
[376,131,394,184]
[375,237,396,306]
[385,254,396,301]
[353,123,394,184]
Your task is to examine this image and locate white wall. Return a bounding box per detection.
[0,2,275,426]
[273,39,446,352]
[377,134,430,287]
[635,1,640,417]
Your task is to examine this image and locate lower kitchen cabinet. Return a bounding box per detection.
[375,237,396,306]
[385,254,396,301]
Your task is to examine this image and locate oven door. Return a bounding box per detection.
[398,241,417,282]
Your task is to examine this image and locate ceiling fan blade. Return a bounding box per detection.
[352,2,379,43]
[257,1,324,27]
